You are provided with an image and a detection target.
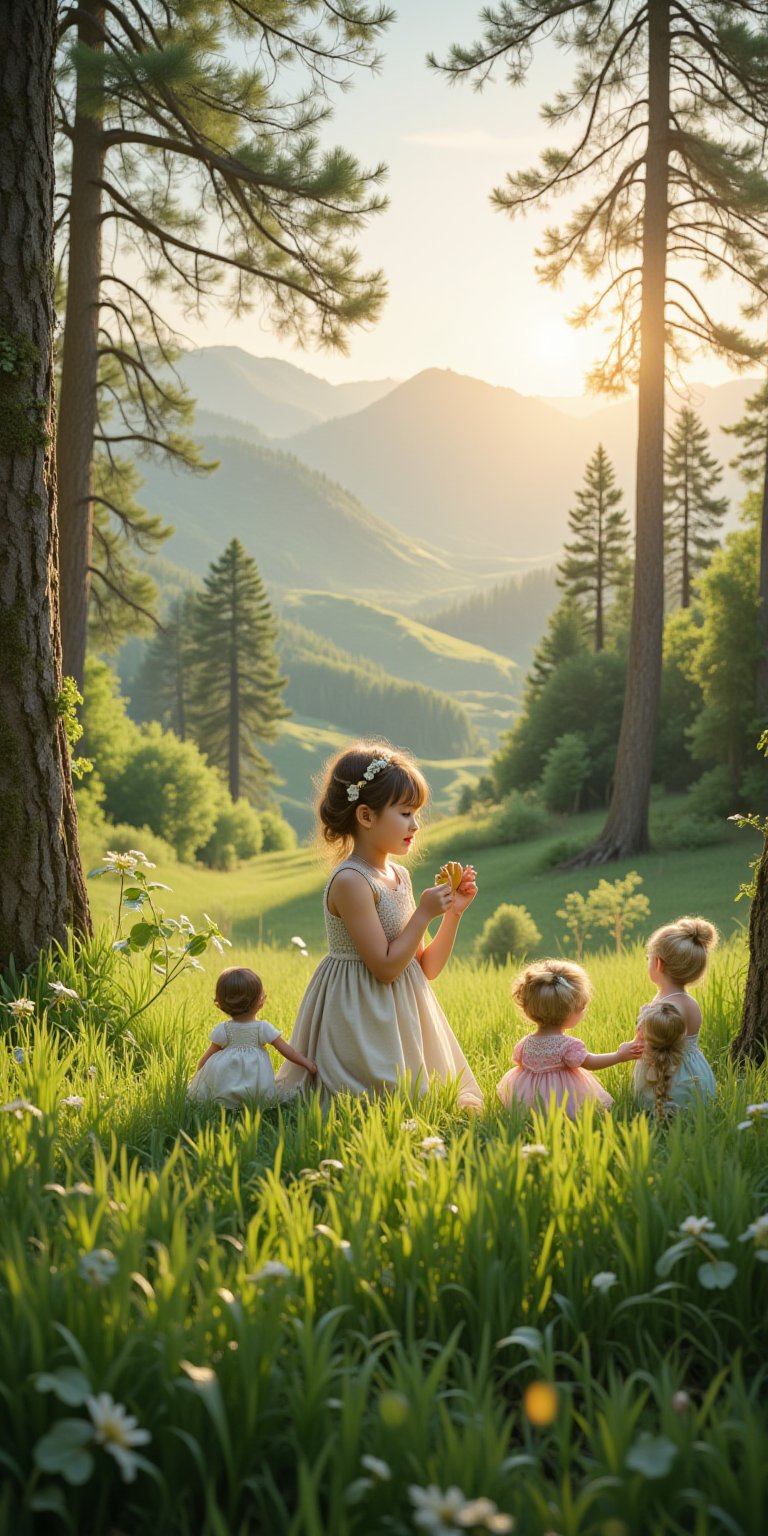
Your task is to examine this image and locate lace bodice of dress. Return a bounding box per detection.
[517,1032,586,1072]
[324,858,415,956]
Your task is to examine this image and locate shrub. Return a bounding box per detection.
[260,808,298,852]
[475,903,542,966]
[686,766,735,821]
[197,798,265,870]
[540,732,590,813]
[653,812,728,850]
[486,791,548,845]
[107,724,219,862]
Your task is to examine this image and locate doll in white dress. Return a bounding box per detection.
[188,967,316,1108]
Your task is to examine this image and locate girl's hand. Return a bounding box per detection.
[452,864,478,914]
[616,1039,644,1061]
[304,1059,318,1076]
[419,883,455,921]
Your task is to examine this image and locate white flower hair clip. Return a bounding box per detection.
[346,753,392,802]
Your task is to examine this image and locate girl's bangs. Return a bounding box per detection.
[385,761,428,809]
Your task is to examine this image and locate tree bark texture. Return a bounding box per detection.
[566,0,669,866]
[757,433,768,728]
[0,0,92,969]
[57,0,104,688]
[732,833,768,1061]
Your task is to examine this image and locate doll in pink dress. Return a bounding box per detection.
[497,959,642,1120]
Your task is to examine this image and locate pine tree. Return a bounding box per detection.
[0,0,91,964]
[132,594,197,739]
[54,1,393,686]
[664,409,728,608]
[434,3,768,863]
[557,445,630,650]
[527,597,591,699]
[724,379,768,724]
[189,541,289,802]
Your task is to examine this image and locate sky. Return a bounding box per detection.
[167,1,753,397]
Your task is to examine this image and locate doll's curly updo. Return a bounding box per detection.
[315,740,429,861]
[647,915,718,986]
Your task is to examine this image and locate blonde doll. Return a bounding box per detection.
[276,741,483,1109]
[633,916,717,1109]
[497,959,642,1120]
[635,1000,688,1118]
[188,967,316,1107]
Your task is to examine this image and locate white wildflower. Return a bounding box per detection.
[48,981,79,1002]
[247,1260,292,1282]
[361,1454,391,1482]
[457,1497,514,1532]
[78,1248,118,1287]
[738,1213,768,1257]
[86,1393,150,1482]
[61,1095,85,1109]
[88,1065,98,1079]
[672,1390,691,1413]
[8,999,35,1019]
[402,1118,418,1132]
[419,1135,446,1153]
[319,1158,344,1174]
[1,1097,43,1120]
[679,1216,716,1237]
[591,1271,618,1293]
[409,1483,467,1534]
[521,1143,548,1160]
[347,785,360,802]
[290,936,307,948]
[737,1101,768,1129]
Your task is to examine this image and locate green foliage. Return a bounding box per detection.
[474,902,542,965]
[557,445,630,650]
[664,409,728,608]
[196,798,264,872]
[494,648,626,806]
[189,539,289,803]
[540,732,591,814]
[587,872,651,954]
[81,657,142,781]
[654,608,704,793]
[525,596,591,702]
[259,808,298,854]
[107,724,220,863]
[724,376,768,489]
[687,524,762,794]
[485,791,548,846]
[652,811,728,852]
[55,677,93,781]
[130,592,199,739]
[556,890,594,960]
[686,766,735,822]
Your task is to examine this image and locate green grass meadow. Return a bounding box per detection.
[1,909,768,1533]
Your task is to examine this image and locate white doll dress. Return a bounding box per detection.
[187,1018,283,1107]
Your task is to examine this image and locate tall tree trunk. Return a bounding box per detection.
[229,564,239,800]
[681,439,690,608]
[564,0,669,867]
[596,487,604,652]
[0,0,92,969]
[732,831,768,1061]
[57,0,104,688]
[757,421,768,727]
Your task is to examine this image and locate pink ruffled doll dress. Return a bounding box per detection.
[497,1031,613,1120]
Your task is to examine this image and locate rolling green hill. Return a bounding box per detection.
[135,433,456,605]
[278,591,519,746]
[424,566,560,668]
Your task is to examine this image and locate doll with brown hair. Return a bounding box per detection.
[275,741,483,1109]
[497,958,642,1120]
[188,967,316,1108]
[633,916,717,1110]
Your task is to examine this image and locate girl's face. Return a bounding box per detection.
[365,798,420,855]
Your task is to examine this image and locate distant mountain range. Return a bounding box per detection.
[177,346,397,438]
[288,367,759,560]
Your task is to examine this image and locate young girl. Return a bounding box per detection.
[634,1000,688,1118]
[633,916,717,1109]
[188,966,317,1107]
[497,959,642,1120]
[275,742,483,1110]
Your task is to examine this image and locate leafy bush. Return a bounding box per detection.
[653,812,728,850]
[260,808,298,852]
[474,903,542,966]
[107,724,219,862]
[486,791,548,845]
[686,766,735,821]
[197,799,264,870]
[540,732,590,813]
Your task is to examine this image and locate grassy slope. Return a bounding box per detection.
[279,591,519,745]
[83,801,759,956]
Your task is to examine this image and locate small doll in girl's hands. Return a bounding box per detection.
[497,959,642,1120]
[188,966,316,1108]
[633,916,717,1112]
